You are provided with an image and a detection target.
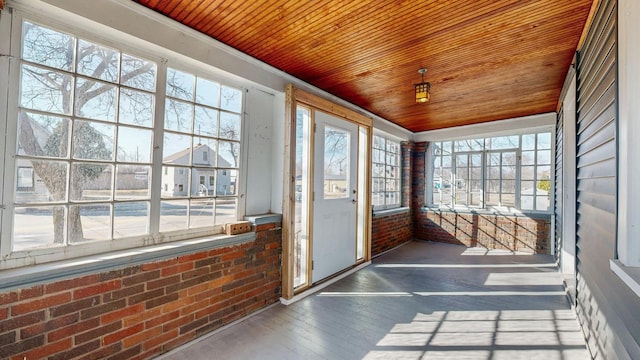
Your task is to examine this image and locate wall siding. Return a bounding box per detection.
[576,0,640,358]
[0,222,282,360]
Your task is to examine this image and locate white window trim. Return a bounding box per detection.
[618,0,640,268]
[0,6,248,270]
[610,0,640,297]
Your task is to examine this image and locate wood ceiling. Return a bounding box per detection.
[134,0,594,132]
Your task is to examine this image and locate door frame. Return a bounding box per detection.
[282,84,372,300]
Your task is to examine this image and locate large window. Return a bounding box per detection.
[430,132,552,212]
[160,67,242,231]
[3,19,244,266]
[372,134,401,209]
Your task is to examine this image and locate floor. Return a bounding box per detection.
[158,241,590,360]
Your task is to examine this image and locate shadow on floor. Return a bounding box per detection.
[158,241,589,360]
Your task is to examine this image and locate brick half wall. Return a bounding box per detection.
[371,209,412,257]
[415,209,551,254]
[0,220,282,360]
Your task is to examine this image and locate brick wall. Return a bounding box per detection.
[371,210,412,257]
[369,142,415,257]
[415,209,551,254]
[0,221,282,360]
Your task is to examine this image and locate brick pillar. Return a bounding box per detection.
[400,142,414,208]
[412,142,427,236]
[412,142,427,209]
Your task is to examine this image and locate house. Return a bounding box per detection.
[161,144,233,197]
[0,0,638,359]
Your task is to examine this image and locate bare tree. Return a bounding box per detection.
[18,22,154,243]
[323,129,347,176]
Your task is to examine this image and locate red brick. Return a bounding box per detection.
[103,284,145,302]
[0,331,15,347]
[81,299,126,320]
[19,286,43,301]
[186,282,209,296]
[142,329,178,351]
[0,335,44,359]
[103,267,143,282]
[0,311,45,333]
[74,280,121,300]
[161,262,194,277]
[180,298,210,316]
[159,295,193,314]
[77,342,121,360]
[101,303,144,325]
[179,316,207,334]
[162,314,193,332]
[0,292,18,306]
[0,307,7,320]
[122,325,162,348]
[122,270,160,287]
[75,320,121,345]
[145,292,179,310]
[128,288,164,306]
[141,258,178,271]
[181,267,209,280]
[178,252,207,263]
[45,274,100,294]
[49,317,100,343]
[49,339,100,360]
[103,323,144,345]
[147,275,180,290]
[20,322,48,339]
[162,332,194,354]
[50,296,100,318]
[221,250,245,261]
[145,310,179,329]
[11,338,72,360]
[124,307,162,328]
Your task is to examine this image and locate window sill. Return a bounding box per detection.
[0,231,256,293]
[422,206,552,219]
[610,259,640,298]
[373,207,409,217]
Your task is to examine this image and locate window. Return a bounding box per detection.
[2,19,244,268]
[430,132,552,212]
[161,67,242,231]
[16,167,34,191]
[372,134,401,209]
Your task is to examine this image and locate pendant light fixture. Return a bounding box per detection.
[415,68,431,103]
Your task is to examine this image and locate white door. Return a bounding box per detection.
[312,111,358,283]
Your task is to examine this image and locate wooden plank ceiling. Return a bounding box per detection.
[134,0,594,132]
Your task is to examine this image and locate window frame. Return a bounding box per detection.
[371,133,402,211]
[427,131,554,214]
[0,10,248,270]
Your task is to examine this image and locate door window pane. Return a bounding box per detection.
[324,126,349,199]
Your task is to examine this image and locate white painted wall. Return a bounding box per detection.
[414,113,556,142]
[244,88,276,215]
[618,0,640,267]
[271,92,286,214]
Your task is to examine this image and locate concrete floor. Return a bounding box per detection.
[158,241,590,360]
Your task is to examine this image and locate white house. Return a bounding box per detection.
[161,143,233,197]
